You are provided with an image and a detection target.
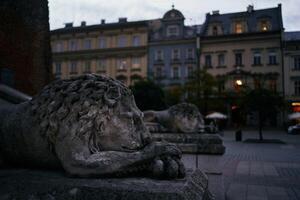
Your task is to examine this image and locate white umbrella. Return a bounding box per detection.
[206,112,228,119]
[288,112,300,120]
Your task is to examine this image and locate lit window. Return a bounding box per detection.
[186,48,194,59]
[261,21,269,32]
[218,54,225,66]
[235,23,243,34]
[84,39,92,49]
[99,37,107,49]
[155,50,164,61]
[97,59,106,72]
[268,52,277,65]
[132,57,141,69]
[205,55,212,67]
[118,35,127,47]
[253,52,262,65]
[294,56,300,70]
[69,62,77,74]
[132,36,140,46]
[167,25,179,37]
[172,49,180,60]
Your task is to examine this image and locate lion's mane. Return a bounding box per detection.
[168,103,201,119]
[28,74,131,153]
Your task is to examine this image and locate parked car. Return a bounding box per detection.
[287,124,300,134]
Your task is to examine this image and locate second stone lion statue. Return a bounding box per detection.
[0,74,185,179]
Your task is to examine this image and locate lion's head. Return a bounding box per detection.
[29,74,151,153]
[168,103,204,133]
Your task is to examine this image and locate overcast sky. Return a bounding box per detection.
[49,0,300,31]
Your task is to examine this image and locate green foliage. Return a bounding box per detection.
[130,80,166,111]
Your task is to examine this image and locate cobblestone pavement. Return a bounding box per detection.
[182,129,300,200]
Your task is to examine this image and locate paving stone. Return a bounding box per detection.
[236,161,250,175]
[266,186,287,196]
[263,163,279,177]
[250,162,264,176]
[247,185,267,198]
[226,183,247,200]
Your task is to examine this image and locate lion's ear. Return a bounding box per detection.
[104,86,121,107]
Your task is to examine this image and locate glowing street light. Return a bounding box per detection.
[236,79,243,86]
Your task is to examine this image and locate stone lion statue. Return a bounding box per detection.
[144,103,204,133]
[0,74,185,179]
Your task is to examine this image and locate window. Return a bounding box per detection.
[55,42,63,52]
[97,59,106,72]
[55,63,62,75]
[132,36,140,46]
[84,39,92,49]
[172,49,180,60]
[155,67,163,78]
[117,58,127,70]
[213,26,218,36]
[268,52,277,65]
[155,50,164,61]
[132,57,141,69]
[118,35,127,47]
[0,68,14,87]
[186,66,194,78]
[83,61,91,73]
[167,25,179,37]
[235,53,243,66]
[205,55,212,67]
[172,67,180,79]
[69,62,77,74]
[218,54,225,66]
[186,48,194,59]
[260,20,269,32]
[295,80,300,95]
[269,79,277,92]
[99,37,107,49]
[69,40,77,51]
[235,22,243,34]
[294,57,300,70]
[253,52,262,65]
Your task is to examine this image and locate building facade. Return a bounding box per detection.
[51,19,148,86]
[148,8,200,88]
[283,31,300,112]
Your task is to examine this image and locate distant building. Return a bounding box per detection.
[283,31,300,112]
[148,7,200,88]
[199,4,284,125]
[51,19,148,86]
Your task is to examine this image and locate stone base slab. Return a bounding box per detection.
[0,169,215,200]
[152,133,226,155]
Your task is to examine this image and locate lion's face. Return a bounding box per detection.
[174,114,201,133]
[96,95,151,152]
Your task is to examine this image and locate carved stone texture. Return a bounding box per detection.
[0,75,185,179]
[144,103,205,133]
[0,0,52,95]
[0,169,214,200]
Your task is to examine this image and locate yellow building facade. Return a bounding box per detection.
[51,19,148,86]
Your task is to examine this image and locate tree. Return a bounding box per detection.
[130,80,166,111]
[242,88,284,140]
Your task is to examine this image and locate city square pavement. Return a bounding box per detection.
[182,129,300,200]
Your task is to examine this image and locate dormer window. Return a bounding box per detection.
[235,22,243,34]
[260,20,271,32]
[213,26,218,36]
[167,25,179,37]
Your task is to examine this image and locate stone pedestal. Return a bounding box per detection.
[152,133,225,155]
[0,169,215,200]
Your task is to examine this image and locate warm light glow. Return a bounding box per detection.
[292,102,300,106]
[236,80,243,86]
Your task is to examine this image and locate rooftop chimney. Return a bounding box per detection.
[119,18,127,23]
[81,21,86,27]
[212,10,220,15]
[64,22,73,28]
[101,19,106,24]
[247,5,254,13]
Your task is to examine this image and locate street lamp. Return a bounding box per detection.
[235,79,243,86]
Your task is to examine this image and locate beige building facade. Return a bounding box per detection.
[51,19,148,86]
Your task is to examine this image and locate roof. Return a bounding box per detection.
[51,20,149,34]
[163,8,185,21]
[284,31,300,41]
[203,5,283,36]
